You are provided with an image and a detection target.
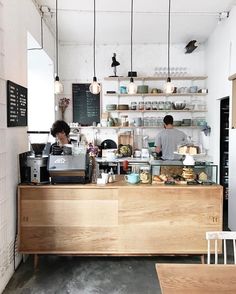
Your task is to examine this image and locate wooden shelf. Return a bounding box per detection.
[104,76,208,81]
[104,93,207,97]
[71,126,203,130]
[105,110,207,113]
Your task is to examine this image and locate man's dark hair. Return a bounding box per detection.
[163,115,173,125]
[51,120,70,137]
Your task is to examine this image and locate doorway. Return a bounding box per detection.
[27,33,55,132]
[220,96,229,227]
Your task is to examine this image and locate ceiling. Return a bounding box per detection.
[33,0,236,45]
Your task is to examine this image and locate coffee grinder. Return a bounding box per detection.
[25,131,50,184]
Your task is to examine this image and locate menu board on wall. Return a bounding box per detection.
[72,83,100,126]
[7,80,27,127]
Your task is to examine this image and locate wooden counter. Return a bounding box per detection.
[18,180,223,256]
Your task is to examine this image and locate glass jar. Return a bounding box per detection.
[145,101,151,110]
[165,101,172,110]
[130,101,137,110]
[121,115,128,127]
[152,101,158,110]
[158,101,165,110]
[139,165,151,184]
[138,101,144,110]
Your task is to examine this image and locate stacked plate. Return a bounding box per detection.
[118,104,129,110]
[137,85,149,94]
[106,104,117,111]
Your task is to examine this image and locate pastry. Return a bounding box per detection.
[199,171,208,181]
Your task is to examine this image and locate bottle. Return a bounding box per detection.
[108,167,115,182]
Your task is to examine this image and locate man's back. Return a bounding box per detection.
[155,128,187,160]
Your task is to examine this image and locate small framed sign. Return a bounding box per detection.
[7,80,28,127]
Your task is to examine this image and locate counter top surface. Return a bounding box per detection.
[96,157,215,166]
[96,157,149,163]
[18,177,222,189]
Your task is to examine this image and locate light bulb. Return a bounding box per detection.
[89,77,101,94]
[163,77,174,94]
[54,76,64,94]
[128,77,137,94]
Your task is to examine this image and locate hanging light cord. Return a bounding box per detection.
[167,0,171,78]
[130,0,134,78]
[93,0,96,78]
[56,0,59,77]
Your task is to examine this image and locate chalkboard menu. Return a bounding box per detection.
[7,80,27,127]
[72,83,100,126]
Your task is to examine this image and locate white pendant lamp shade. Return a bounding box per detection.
[54,76,64,94]
[90,0,101,95]
[128,77,137,94]
[163,77,174,94]
[54,0,63,94]
[89,77,101,94]
[163,0,174,94]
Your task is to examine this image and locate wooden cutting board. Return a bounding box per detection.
[118,132,134,147]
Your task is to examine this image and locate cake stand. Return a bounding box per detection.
[174,152,206,166]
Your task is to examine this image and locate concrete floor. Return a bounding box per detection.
[3,255,203,294]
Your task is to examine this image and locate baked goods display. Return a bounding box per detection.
[177,144,200,155]
[182,167,196,180]
[152,167,200,184]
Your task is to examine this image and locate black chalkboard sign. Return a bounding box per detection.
[7,80,27,127]
[72,83,100,126]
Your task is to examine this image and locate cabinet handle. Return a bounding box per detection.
[211,216,218,223]
[22,216,29,222]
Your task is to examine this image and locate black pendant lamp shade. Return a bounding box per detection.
[163,0,174,94]
[89,0,101,95]
[127,0,137,95]
[54,0,63,94]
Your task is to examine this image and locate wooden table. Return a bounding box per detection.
[156,263,236,293]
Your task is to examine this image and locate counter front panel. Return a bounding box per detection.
[18,182,223,255]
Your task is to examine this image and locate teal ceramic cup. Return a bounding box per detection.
[124,173,140,184]
[120,86,127,94]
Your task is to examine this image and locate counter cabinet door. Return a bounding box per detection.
[18,187,119,253]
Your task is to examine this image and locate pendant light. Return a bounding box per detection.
[163,0,174,94]
[89,0,101,95]
[54,0,63,94]
[127,0,137,95]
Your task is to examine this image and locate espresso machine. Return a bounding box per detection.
[19,131,50,184]
[48,148,92,184]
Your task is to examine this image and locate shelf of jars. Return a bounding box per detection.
[104,93,207,97]
[72,126,204,130]
[105,110,207,113]
[104,76,208,81]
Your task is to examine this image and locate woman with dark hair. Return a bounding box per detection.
[50,120,75,153]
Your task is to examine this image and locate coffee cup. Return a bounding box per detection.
[101,172,109,184]
[120,86,127,94]
[124,173,140,184]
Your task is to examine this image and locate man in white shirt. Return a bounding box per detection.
[155,115,187,160]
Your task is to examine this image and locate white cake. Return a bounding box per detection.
[178,145,199,155]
